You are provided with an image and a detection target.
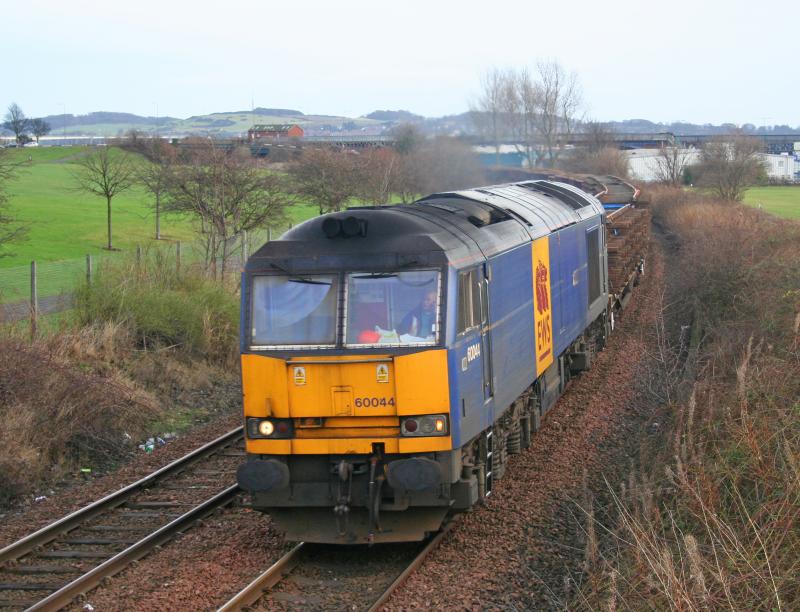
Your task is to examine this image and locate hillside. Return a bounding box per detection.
[7,108,387,138]
[4,106,798,140]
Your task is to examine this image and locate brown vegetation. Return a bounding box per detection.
[576,187,800,610]
[164,141,294,279]
[0,328,159,504]
[564,146,630,178]
[288,147,362,214]
[288,136,483,209]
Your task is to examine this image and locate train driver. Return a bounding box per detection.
[399,290,437,339]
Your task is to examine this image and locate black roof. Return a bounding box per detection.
[247,180,604,273]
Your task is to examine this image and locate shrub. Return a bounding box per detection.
[74,247,239,365]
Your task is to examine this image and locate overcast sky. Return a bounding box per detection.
[4,0,798,126]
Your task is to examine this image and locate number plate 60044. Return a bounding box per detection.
[354,397,395,408]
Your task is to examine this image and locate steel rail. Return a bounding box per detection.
[218,516,459,612]
[28,484,241,612]
[367,518,460,612]
[0,426,243,564]
[216,542,306,612]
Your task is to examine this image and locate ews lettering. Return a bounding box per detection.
[536,313,552,352]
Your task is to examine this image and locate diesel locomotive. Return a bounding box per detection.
[237,179,633,544]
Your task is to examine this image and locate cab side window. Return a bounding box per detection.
[587,228,601,305]
[457,269,482,334]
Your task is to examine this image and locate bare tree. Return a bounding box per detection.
[696,135,765,201]
[534,60,582,167]
[165,143,293,279]
[473,62,583,168]
[29,118,51,144]
[135,139,176,240]
[288,148,361,215]
[73,147,136,250]
[505,69,540,168]
[471,68,507,165]
[358,147,400,205]
[582,121,617,153]
[653,146,693,186]
[0,149,26,256]
[3,103,29,145]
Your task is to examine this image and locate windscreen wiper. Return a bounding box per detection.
[289,277,332,285]
[269,263,331,285]
[352,273,398,279]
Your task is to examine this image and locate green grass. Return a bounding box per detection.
[0,147,321,303]
[743,186,800,219]
[1,147,197,267]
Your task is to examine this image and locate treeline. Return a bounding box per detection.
[116,128,482,277]
[2,103,51,145]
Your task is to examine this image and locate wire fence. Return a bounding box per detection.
[0,225,289,325]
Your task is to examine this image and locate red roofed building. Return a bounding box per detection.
[247,124,304,141]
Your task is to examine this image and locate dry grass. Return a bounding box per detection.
[574,187,800,611]
[0,329,160,504]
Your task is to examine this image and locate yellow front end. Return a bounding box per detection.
[241,349,452,454]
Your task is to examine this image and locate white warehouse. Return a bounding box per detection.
[626,147,799,183]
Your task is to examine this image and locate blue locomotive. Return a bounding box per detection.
[237,180,616,543]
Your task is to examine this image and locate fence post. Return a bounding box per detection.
[86,254,93,286]
[267,227,272,242]
[30,261,38,340]
[176,241,181,273]
[136,244,142,268]
[242,230,248,263]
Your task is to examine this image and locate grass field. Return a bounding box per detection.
[743,186,800,219]
[0,146,319,302]
[1,147,196,266]
[0,147,319,266]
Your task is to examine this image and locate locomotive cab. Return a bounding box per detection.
[237,209,475,544]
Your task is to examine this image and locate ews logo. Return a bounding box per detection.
[535,262,552,352]
[532,238,553,373]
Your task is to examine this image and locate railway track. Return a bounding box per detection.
[218,517,459,612]
[0,427,244,611]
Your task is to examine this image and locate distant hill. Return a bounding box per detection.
[605,118,800,136]
[250,107,304,117]
[43,112,180,130]
[9,107,797,139]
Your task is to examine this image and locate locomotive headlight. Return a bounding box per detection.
[246,418,293,439]
[401,415,448,437]
[258,420,275,436]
